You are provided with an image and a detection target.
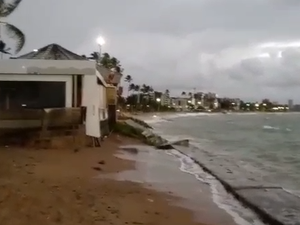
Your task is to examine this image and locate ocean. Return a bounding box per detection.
[144,112,300,194]
[136,112,300,224]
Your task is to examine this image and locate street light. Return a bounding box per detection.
[156,98,161,111]
[96,36,105,46]
[96,36,105,63]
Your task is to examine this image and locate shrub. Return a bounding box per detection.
[113,122,145,140]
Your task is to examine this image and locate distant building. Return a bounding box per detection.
[288,99,293,110]
[161,92,171,106]
[293,104,300,111]
[171,97,189,111]
[149,91,162,102]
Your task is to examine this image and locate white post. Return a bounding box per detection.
[73,75,78,107]
[98,44,101,64]
[0,24,2,60]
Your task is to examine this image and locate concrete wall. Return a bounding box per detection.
[0,109,44,120]
[0,108,82,136]
[0,74,72,107]
[44,108,81,127]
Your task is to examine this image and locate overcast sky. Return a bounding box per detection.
[5,0,300,102]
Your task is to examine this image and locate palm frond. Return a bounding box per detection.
[1,22,25,53]
[0,0,23,17]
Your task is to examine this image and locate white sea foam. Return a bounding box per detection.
[262,125,292,132]
[165,149,266,225]
[144,112,208,124]
[263,125,280,130]
[282,188,300,198]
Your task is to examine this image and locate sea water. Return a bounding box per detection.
[144,112,300,195]
[136,112,300,224]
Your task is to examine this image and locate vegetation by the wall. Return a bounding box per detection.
[129,117,153,129]
[113,122,145,140]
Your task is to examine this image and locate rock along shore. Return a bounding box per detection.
[124,117,300,225]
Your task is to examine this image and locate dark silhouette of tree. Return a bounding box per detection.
[0,0,25,54]
[124,75,133,96]
[128,83,135,92]
[88,51,99,60]
[124,75,132,83]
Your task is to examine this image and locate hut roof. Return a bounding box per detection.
[16,43,87,60]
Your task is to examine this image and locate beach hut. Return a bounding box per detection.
[0,43,101,137]
[1,43,93,109]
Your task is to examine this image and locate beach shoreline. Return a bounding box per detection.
[0,133,235,225]
[128,114,300,225]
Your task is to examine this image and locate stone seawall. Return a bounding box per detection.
[125,117,300,225]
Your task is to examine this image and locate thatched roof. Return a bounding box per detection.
[16,43,87,60]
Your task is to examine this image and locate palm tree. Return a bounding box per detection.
[165,89,170,95]
[125,74,132,83]
[98,52,123,74]
[140,84,150,107]
[181,91,186,96]
[134,84,140,105]
[0,0,25,54]
[124,75,132,96]
[141,84,150,94]
[88,51,99,60]
[110,57,122,72]
[149,86,154,93]
[128,83,135,92]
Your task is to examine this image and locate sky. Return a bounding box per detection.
[4,0,300,102]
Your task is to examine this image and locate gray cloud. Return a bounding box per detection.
[4,0,300,102]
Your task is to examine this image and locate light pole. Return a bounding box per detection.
[156,98,161,111]
[96,36,105,64]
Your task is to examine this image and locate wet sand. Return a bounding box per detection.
[0,134,235,225]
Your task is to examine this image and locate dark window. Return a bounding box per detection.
[0,81,66,109]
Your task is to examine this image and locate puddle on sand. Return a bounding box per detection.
[97,145,235,225]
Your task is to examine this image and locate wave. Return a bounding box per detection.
[262,125,292,132]
[165,149,265,225]
[143,116,170,124]
[144,112,210,125]
[263,125,280,130]
[282,188,300,198]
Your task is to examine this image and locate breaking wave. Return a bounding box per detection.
[165,149,265,225]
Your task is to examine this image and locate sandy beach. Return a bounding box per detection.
[0,134,235,225]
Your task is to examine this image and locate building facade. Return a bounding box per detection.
[171,97,189,111]
[288,99,293,110]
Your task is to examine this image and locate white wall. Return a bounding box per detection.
[0,74,72,107]
[99,85,108,120]
[82,74,104,137]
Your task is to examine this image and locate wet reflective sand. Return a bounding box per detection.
[97,145,236,225]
